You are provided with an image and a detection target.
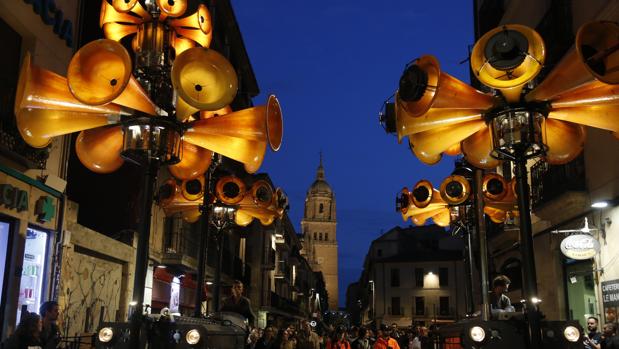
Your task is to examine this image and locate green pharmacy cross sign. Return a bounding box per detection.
[35,196,55,223]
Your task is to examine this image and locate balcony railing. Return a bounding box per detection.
[530,155,586,209]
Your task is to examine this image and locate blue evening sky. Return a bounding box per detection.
[233,0,474,307]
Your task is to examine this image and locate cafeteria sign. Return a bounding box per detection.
[560,234,600,260]
[602,279,619,307]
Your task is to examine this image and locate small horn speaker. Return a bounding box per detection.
[157,179,178,206]
[67,39,156,114]
[250,180,275,208]
[482,173,509,201]
[408,120,486,165]
[440,175,471,205]
[181,177,205,201]
[111,0,150,19]
[526,21,619,103]
[157,0,187,21]
[183,95,283,173]
[171,47,238,120]
[411,180,445,208]
[169,4,212,47]
[471,24,545,103]
[397,55,495,117]
[215,176,246,205]
[75,126,124,173]
[100,0,142,27]
[168,142,212,181]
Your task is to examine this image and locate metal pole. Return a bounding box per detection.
[194,165,214,317]
[213,229,224,311]
[130,159,158,348]
[473,168,490,321]
[464,229,476,315]
[514,155,542,349]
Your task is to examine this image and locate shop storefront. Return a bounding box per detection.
[0,166,62,338]
[152,267,198,316]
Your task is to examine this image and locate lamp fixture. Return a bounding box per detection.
[592,201,609,208]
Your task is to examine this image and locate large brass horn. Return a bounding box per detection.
[440,175,471,205]
[471,24,545,103]
[169,4,212,47]
[14,54,122,148]
[181,177,205,201]
[183,95,283,173]
[397,55,495,117]
[408,120,485,165]
[543,119,586,165]
[67,39,156,115]
[526,21,619,103]
[548,106,619,133]
[461,125,501,169]
[168,142,212,181]
[171,47,238,120]
[215,176,246,205]
[482,173,509,201]
[75,126,124,173]
[394,100,483,143]
[157,0,187,21]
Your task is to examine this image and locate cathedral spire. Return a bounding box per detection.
[317,152,325,180]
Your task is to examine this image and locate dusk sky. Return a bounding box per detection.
[233,0,474,307]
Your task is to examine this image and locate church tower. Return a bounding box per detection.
[301,155,338,310]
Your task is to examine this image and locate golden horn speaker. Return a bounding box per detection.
[215,176,246,205]
[168,142,212,180]
[485,206,507,224]
[75,126,124,173]
[461,125,501,169]
[394,99,484,143]
[439,175,471,205]
[157,179,179,206]
[100,0,142,27]
[157,0,187,21]
[409,206,450,226]
[14,54,122,148]
[549,82,619,109]
[67,39,156,115]
[543,119,586,165]
[471,24,545,103]
[200,105,232,119]
[444,142,462,156]
[159,183,202,217]
[408,120,485,164]
[111,0,150,19]
[526,21,619,103]
[410,180,445,208]
[397,55,495,117]
[482,173,509,201]
[103,22,139,42]
[183,95,283,173]
[250,180,275,208]
[181,177,205,201]
[235,211,254,227]
[548,105,619,133]
[396,187,412,218]
[171,35,196,56]
[431,209,451,227]
[171,47,238,117]
[170,4,212,47]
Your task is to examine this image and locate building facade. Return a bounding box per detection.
[474,0,619,327]
[301,157,339,310]
[351,225,467,327]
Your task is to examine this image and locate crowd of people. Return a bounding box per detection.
[2,301,61,349]
[245,322,439,349]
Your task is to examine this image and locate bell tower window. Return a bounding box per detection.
[319,203,324,213]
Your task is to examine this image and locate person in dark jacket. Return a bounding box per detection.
[39,301,61,349]
[220,280,256,326]
[601,323,619,349]
[3,312,43,349]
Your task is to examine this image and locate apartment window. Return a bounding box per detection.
[439,267,449,287]
[325,233,329,241]
[391,297,401,315]
[319,233,323,241]
[390,268,400,287]
[415,268,424,287]
[415,297,425,316]
[377,249,382,257]
[313,232,317,240]
[439,296,450,315]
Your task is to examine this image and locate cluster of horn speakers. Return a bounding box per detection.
[396,172,517,226]
[15,0,284,179]
[387,21,619,167]
[158,175,288,226]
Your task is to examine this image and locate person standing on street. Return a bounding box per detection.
[39,301,61,349]
[220,280,256,326]
[584,316,602,349]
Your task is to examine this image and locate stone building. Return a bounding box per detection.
[301,157,339,310]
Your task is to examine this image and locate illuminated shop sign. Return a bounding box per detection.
[560,234,600,260]
[23,0,73,47]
